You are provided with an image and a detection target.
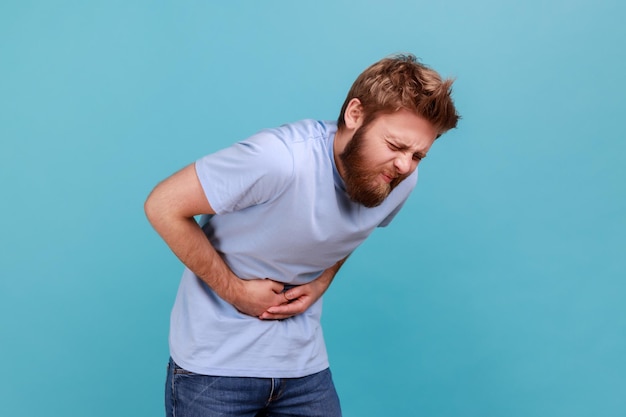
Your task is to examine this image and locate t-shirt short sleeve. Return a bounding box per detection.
[195,130,294,214]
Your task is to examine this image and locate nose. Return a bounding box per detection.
[394,153,413,175]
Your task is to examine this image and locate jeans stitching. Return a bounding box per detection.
[170,361,177,417]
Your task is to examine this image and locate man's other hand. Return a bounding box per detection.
[258,279,326,320]
[231,279,286,318]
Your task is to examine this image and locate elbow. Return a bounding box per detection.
[144,188,163,227]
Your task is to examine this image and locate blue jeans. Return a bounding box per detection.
[165,358,342,417]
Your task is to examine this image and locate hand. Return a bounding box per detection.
[259,279,326,320]
[230,278,286,318]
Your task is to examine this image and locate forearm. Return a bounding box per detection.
[145,199,241,304]
[308,256,347,293]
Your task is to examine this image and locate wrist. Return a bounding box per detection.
[221,275,244,306]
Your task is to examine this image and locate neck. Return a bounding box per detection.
[333,127,352,180]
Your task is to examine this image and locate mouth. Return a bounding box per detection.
[381,172,398,184]
[381,173,396,184]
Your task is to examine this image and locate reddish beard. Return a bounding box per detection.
[339,124,407,207]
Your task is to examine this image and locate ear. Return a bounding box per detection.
[343,98,364,130]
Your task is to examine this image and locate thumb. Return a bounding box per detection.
[266,279,286,294]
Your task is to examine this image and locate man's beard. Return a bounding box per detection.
[339,125,407,208]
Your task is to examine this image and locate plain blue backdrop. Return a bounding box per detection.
[1,1,625,416]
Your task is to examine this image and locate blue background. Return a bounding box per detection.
[1,1,625,416]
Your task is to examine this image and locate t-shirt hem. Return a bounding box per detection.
[171,352,330,378]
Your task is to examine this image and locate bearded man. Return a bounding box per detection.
[145,53,459,417]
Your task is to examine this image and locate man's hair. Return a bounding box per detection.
[337,54,460,136]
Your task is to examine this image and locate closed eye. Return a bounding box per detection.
[388,140,425,162]
[387,142,400,151]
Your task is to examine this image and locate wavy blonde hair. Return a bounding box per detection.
[338,54,460,136]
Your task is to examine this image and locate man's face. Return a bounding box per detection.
[339,109,438,207]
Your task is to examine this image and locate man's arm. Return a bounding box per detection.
[144,163,286,317]
[259,256,348,320]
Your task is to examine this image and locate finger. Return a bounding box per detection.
[266,298,306,315]
[265,279,286,294]
[259,312,293,320]
[283,285,307,300]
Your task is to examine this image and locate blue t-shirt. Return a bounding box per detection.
[169,119,418,377]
